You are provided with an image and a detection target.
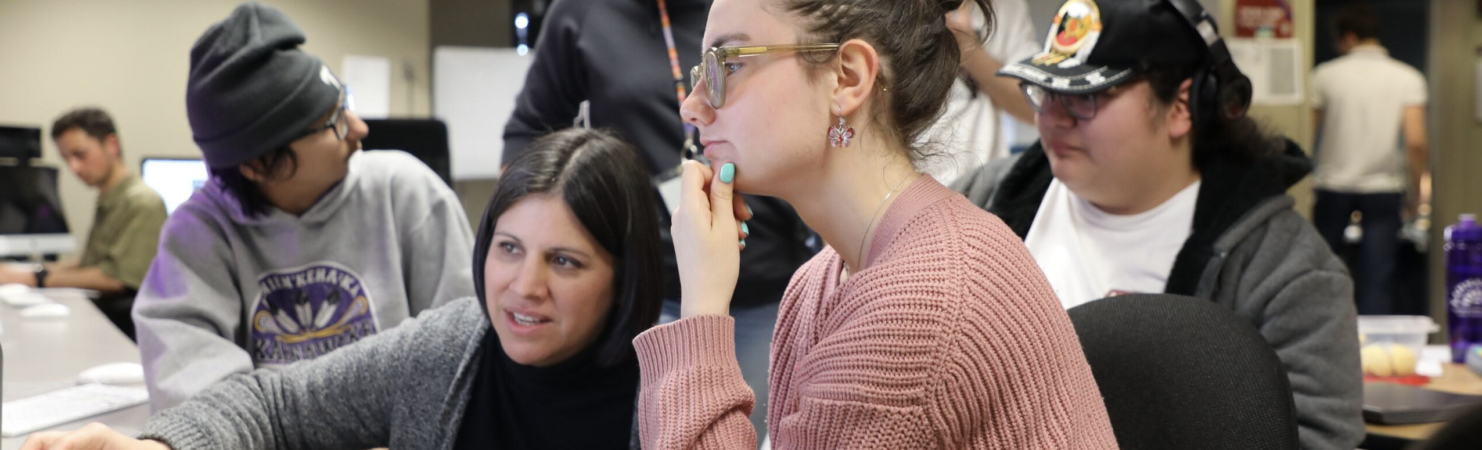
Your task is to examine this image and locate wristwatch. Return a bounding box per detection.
[33,266,48,288]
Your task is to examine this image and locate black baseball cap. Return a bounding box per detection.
[998,0,1211,94]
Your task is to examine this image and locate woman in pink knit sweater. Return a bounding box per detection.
[634,0,1122,448]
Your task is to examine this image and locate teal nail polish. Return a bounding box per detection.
[720,163,735,184]
[741,222,750,235]
[746,205,753,216]
[740,239,747,247]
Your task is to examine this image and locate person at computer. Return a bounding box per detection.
[0,108,166,340]
[22,128,662,450]
[131,2,475,412]
[952,0,1363,448]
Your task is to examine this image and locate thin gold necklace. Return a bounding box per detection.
[845,173,916,278]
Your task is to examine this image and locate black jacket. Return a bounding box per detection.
[503,0,814,305]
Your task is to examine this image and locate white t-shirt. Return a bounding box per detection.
[1024,179,1201,309]
[916,0,1040,183]
[1310,45,1427,193]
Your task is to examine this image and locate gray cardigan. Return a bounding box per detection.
[952,142,1364,450]
[137,297,639,450]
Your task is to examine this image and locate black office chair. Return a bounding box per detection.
[360,118,453,186]
[95,291,137,342]
[1067,294,1299,450]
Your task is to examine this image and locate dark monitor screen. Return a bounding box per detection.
[0,126,42,159]
[0,165,70,235]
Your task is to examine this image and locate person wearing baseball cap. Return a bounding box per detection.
[953,0,1362,448]
[132,2,475,411]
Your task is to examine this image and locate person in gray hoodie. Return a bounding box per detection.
[130,2,475,412]
[952,1,1362,449]
[26,128,663,450]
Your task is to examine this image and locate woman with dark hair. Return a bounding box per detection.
[22,128,664,450]
[954,0,1363,449]
[502,0,819,439]
[633,0,1120,447]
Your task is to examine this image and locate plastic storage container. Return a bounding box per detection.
[1358,315,1440,377]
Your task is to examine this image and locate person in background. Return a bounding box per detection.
[954,0,1363,448]
[0,108,166,340]
[133,2,475,412]
[23,128,664,450]
[635,0,1121,446]
[1310,3,1429,315]
[917,0,1039,181]
[502,0,816,440]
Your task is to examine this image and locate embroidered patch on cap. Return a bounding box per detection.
[998,0,1133,94]
[1033,0,1104,68]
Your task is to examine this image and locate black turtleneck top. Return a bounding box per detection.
[453,330,640,449]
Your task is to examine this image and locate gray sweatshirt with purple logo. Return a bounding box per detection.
[133,150,475,412]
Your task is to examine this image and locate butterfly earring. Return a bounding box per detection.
[828,117,855,148]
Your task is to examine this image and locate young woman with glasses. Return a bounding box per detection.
[632,0,1121,448]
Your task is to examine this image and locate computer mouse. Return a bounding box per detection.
[20,302,70,319]
[77,362,146,385]
[0,283,50,307]
[0,283,26,298]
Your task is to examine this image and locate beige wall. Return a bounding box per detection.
[1428,0,1482,330]
[0,0,430,255]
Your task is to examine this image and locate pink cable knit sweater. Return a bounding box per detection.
[634,177,1119,449]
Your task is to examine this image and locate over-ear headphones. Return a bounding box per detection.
[1164,0,1253,125]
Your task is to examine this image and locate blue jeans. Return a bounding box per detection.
[1313,189,1403,315]
[661,299,778,446]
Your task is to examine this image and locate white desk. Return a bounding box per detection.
[2,290,148,450]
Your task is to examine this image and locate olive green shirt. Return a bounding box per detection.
[79,171,167,290]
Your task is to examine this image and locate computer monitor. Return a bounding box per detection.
[0,125,42,160]
[0,165,75,258]
[140,157,209,215]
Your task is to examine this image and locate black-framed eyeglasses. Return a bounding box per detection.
[689,43,840,109]
[300,86,350,141]
[1022,84,1103,121]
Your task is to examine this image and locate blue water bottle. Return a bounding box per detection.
[1447,214,1482,363]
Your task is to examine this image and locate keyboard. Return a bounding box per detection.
[1,384,149,437]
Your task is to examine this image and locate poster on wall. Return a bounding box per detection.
[342,55,392,119]
[433,47,534,179]
[1228,38,1304,105]
[1234,0,1294,39]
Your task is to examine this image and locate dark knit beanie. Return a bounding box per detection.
[187,2,342,169]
